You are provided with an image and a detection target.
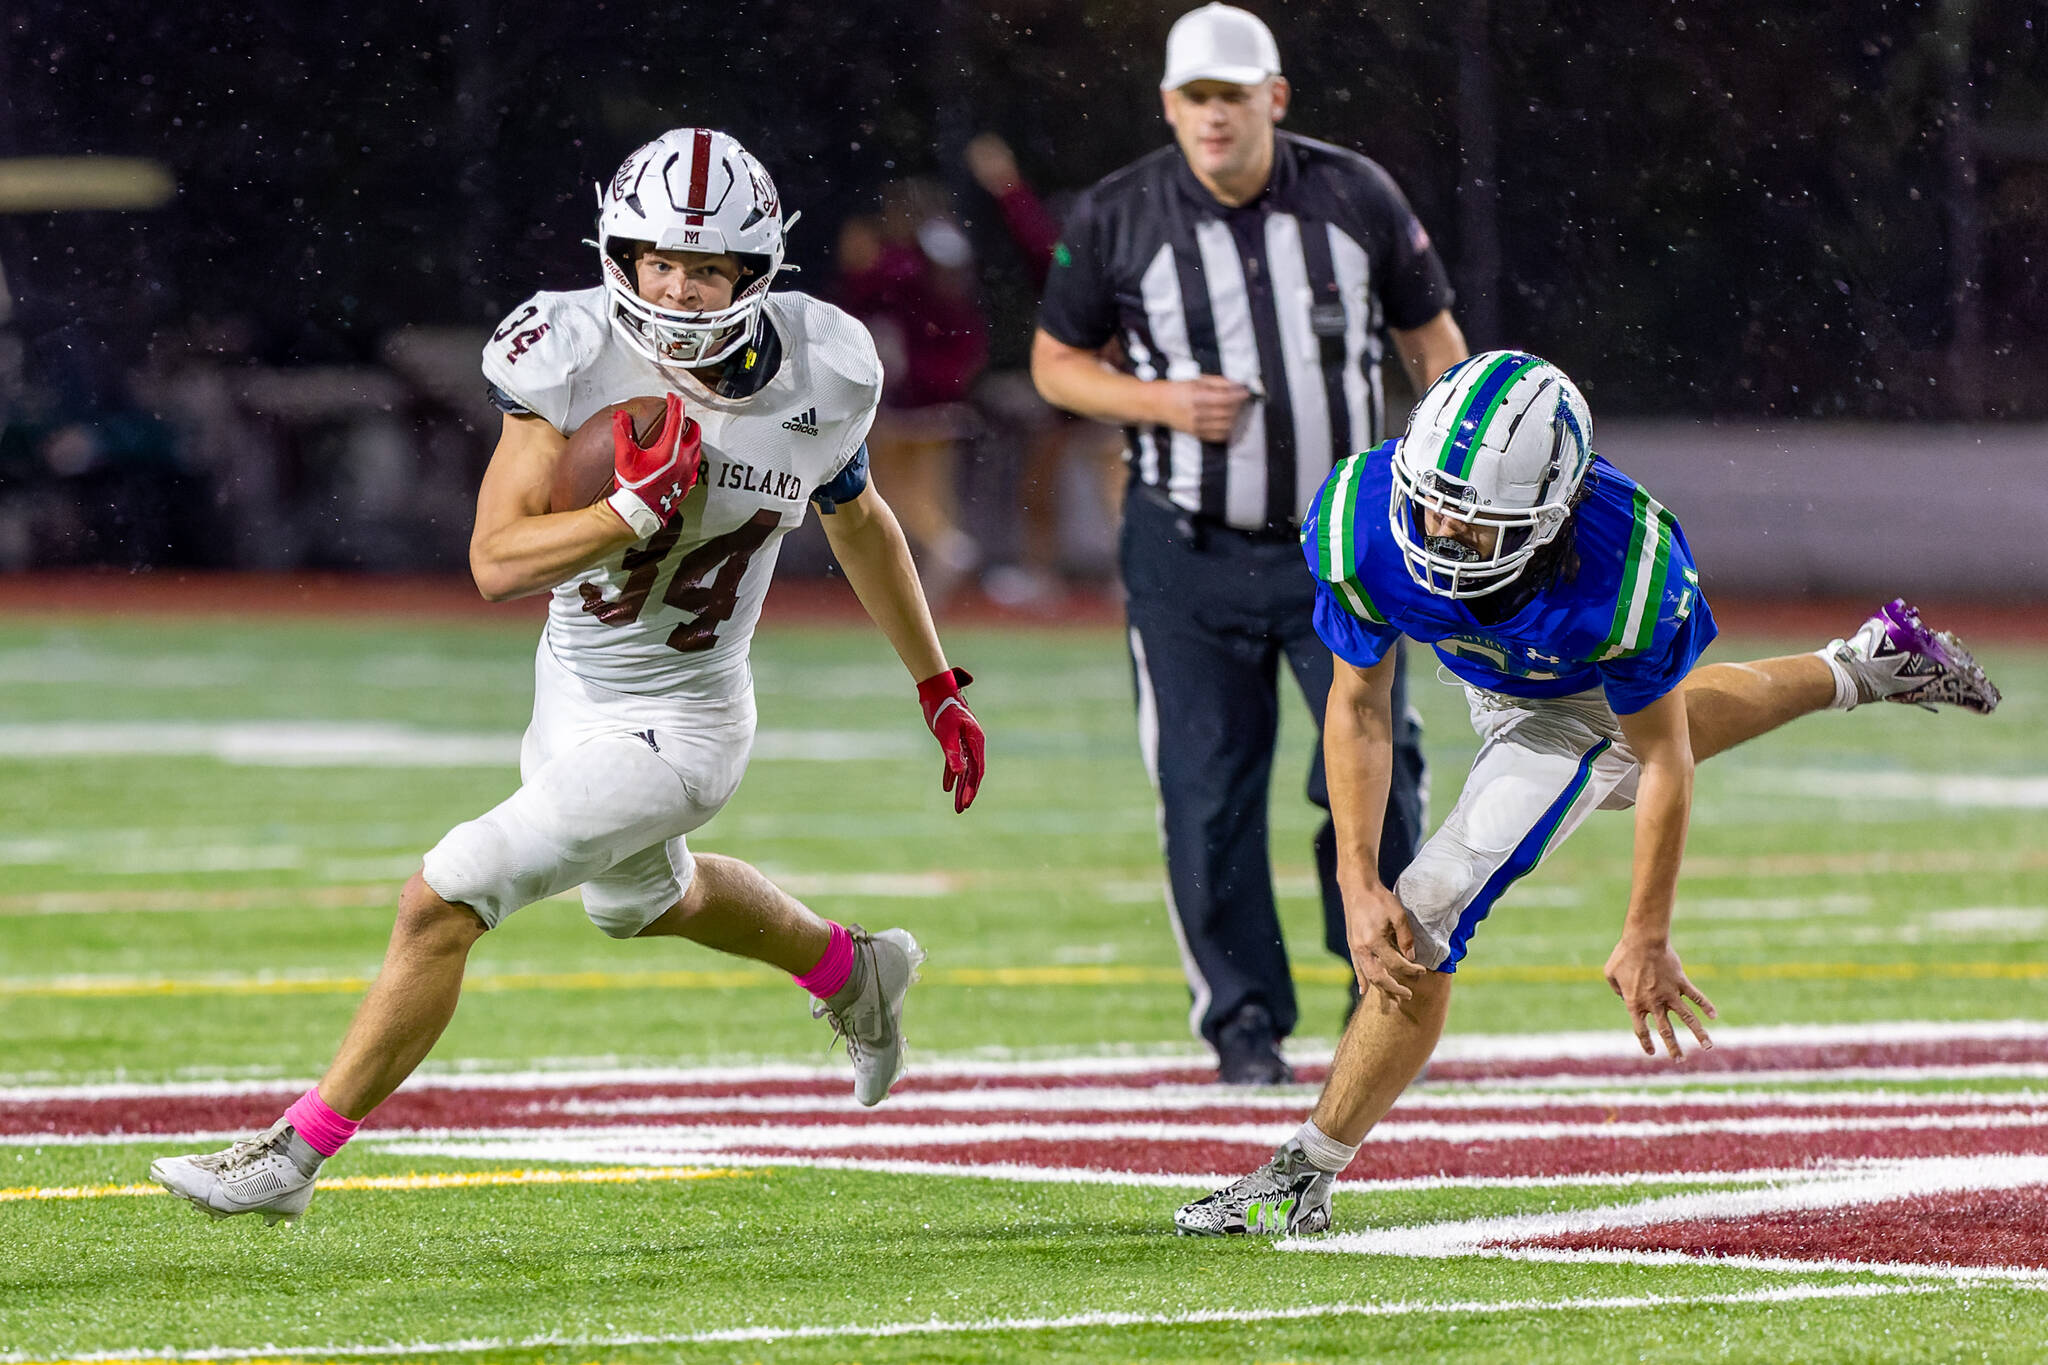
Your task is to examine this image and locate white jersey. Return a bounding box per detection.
[481,287,880,696]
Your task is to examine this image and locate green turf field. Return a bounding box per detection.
[1,611,2044,1363]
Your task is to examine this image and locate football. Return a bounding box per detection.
[549,396,672,513]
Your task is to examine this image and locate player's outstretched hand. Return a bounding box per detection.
[606,392,703,536]
[916,667,985,813]
[1604,936,1717,1059]
[1345,883,1429,1006]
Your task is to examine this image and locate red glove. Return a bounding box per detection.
[916,667,985,813]
[605,392,703,537]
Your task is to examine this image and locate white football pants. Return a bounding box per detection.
[1400,685,1643,971]
[421,640,754,937]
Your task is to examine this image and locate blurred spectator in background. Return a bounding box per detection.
[130,317,295,570]
[833,178,989,598]
[0,316,201,570]
[967,133,1063,275]
[965,134,1126,606]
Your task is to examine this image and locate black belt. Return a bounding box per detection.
[1204,517,1301,546]
[1129,482,1298,547]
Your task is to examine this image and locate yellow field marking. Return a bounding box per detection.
[939,964,1178,986]
[0,1165,749,1203]
[7,958,2048,1001]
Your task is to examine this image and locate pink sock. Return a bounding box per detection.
[284,1086,362,1158]
[793,921,854,999]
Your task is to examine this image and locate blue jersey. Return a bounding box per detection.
[1302,442,1716,715]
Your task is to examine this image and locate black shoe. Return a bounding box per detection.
[1215,1005,1293,1085]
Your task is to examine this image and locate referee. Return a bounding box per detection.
[1031,3,1468,1082]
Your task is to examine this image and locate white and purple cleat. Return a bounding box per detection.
[1831,598,2002,715]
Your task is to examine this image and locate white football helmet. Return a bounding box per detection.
[595,128,792,368]
[1389,350,1593,599]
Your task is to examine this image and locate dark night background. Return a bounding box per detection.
[2,0,2045,570]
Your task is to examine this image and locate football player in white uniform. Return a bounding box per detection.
[150,129,988,1225]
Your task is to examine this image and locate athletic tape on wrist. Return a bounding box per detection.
[606,487,663,538]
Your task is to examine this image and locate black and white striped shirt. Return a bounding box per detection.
[1039,132,1453,535]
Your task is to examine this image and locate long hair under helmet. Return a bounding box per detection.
[1388,350,1594,600]
[594,128,793,369]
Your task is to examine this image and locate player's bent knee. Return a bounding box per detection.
[589,903,658,939]
[585,842,698,939]
[1395,843,1481,920]
[631,865,716,938]
[1393,841,1483,969]
[420,808,569,931]
[394,871,489,946]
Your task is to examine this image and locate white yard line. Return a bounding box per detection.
[367,1141,1890,1195]
[1291,1152,2048,1285]
[542,1085,2048,1118]
[10,1019,2048,1100]
[0,1123,1865,1192]
[16,1060,2048,1100]
[1458,1247,2048,1286]
[1737,768,2048,810]
[0,1283,1954,1363]
[1429,1064,2048,1090]
[342,1112,2048,1150]
[1424,1018,2048,1060]
[15,1111,2048,1155]
[0,723,910,767]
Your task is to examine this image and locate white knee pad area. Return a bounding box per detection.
[421,804,573,931]
[421,736,711,934]
[1394,840,1485,971]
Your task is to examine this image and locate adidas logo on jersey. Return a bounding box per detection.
[781,407,820,436]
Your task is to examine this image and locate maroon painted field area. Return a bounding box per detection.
[1527,1188,2048,1270]
[23,1032,2047,1276]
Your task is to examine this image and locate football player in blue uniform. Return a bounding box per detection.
[1175,350,2002,1236]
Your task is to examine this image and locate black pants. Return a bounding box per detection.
[1120,486,1426,1045]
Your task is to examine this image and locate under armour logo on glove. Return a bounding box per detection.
[916,667,986,813]
[606,392,703,538]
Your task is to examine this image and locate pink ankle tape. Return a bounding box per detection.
[794,921,854,999]
[284,1086,362,1158]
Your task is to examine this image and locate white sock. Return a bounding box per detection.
[1290,1118,1361,1175]
[1816,643,1859,710]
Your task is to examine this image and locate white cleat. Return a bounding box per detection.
[149,1119,324,1226]
[813,926,924,1106]
[1174,1139,1335,1237]
[1827,597,2001,714]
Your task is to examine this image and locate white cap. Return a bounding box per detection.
[1161,3,1281,90]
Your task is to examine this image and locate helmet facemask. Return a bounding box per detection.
[1389,462,1571,599]
[592,128,792,371]
[1387,351,1593,601]
[599,243,769,369]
